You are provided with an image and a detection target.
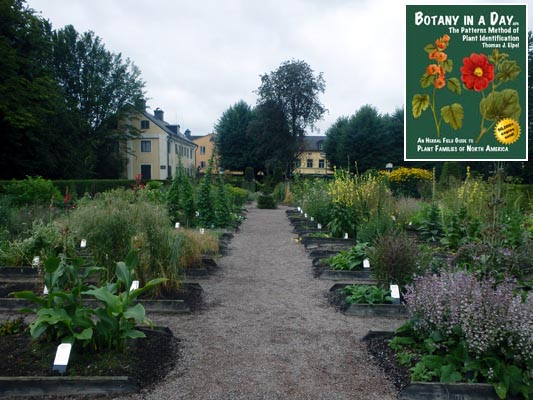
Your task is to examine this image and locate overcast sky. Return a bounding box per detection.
[26,0,531,136]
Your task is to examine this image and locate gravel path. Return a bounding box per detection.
[121,205,405,400]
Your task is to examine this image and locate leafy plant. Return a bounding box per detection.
[84,252,167,351]
[341,284,392,305]
[440,206,482,250]
[12,255,104,345]
[368,231,420,287]
[327,242,368,271]
[167,159,196,227]
[0,317,26,336]
[327,203,356,239]
[257,194,277,209]
[416,203,443,242]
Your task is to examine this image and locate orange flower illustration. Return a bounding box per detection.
[460,53,494,92]
[434,76,446,89]
[426,64,440,75]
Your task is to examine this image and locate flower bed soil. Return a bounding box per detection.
[0,322,179,396]
[328,284,406,316]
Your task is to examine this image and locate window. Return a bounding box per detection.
[200,161,206,169]
[318,141,323,150]
[111,141,120,154]
[294,160,301,168]
[141,120,149,129]
[140,165,151,180]
[319,159,325,169]
[200,146,206,155]
[175,144,178,154]
[307,159,313,168]
[141,140,151,152]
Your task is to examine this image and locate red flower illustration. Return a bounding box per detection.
[460,53,494,91]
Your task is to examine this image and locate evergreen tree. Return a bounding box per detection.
[167,159,195,226]
[196,158,215,228]
[214,173,231,228]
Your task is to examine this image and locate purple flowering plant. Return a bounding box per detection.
[389,269,532,399]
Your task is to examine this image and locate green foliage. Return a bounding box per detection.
[341,284,392,305]
[257,194,277,209]
[214,173,232,228]
[256,59,326,139]
[216,101,257,171]
[0,317,26,336]
[293,178,332,225]
[367,230,421,287]
[51,179,139,197]
[327,242,368,271]
[226,185,248,209]
[327,203,356,239]
[244,167,254,182]
[416,203,444,242]
[440,206,482,250]
[3,176,61,206]
[167,160,196,227]
[83,252,167,351]
[12,252,166,351]
[196,161,216,228]
[324,106,404,173]
[0,220,75,266]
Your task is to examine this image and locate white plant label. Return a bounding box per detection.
[175,222,180,229]
[53,343,72,373]
[363,259,370,269]
[304,213,308,218]
[310,217,314,222]
[390,284,400,300]
[344,233,349,239]
[43,284,49,295]
[297,207,301,212]
[32,256,40,267]
[317,223,322,230]
[200,228,205,235]
[130,280,139,291]
[80,239,87,248]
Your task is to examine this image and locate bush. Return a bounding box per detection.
[367,230,421,287]
[3,176,61,206]
[257,194,277,209]
[387,167,433,198]
[226,185,248,208]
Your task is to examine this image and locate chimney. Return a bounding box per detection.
[154,108,164,121]
[184,129,191,139]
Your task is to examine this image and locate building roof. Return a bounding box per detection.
[302,136,326,152]
[142,109,197,147]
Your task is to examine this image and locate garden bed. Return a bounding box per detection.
[328,284,406,317]
[364,331,519,400]
[300,236,356,247]
[0,281,203,313]
[0,324,178,398]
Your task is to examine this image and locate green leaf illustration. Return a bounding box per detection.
[441,103,464,130]
[480,89,520,121]
[420,73,435,88]
[412,94,430,118]
[496,60,520,82]
[442,59,453,73]
[446,77,461,95]
[424,43,437,54]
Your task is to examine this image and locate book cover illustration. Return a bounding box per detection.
[405,4,527,161]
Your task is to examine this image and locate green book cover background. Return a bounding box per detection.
[405,4,527,160]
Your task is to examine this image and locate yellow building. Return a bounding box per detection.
[122,107,197,180]
[191,133,217,174]
[294,136,333,176]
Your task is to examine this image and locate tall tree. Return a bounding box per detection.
[256,59,326,174]
[52,25,145,177]
[247,100,293,175]
[215,100,256,171]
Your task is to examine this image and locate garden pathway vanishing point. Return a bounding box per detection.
[123,205,405,400]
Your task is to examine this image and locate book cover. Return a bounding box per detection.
[405,4,528,161]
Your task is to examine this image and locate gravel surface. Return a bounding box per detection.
[115,205,406,400]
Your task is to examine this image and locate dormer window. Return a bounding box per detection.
[317,141,323,150]
[141,120,150,129]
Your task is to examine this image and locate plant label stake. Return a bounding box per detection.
[363,259,370,269]
[130,280,139,291]
[300,209,303,214]
[390,284,400,304]
[52,343,72,374]
[304,213,308,218]
[80,239,87,248]
[317,223,322,230]
[175,222,180,229]
[344,233,349,239]
[297,206,301,212]
[43,284,48,295]
[200,228,205,235]
[310,217,314,222]
[195,211,200,217]
[32,256,40,267]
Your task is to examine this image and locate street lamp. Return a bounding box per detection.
[385,163,393,172]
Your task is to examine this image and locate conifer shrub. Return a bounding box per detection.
[257,194,277,209]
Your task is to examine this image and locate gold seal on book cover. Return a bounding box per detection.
[494,118,520,145]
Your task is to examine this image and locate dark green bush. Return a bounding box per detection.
[3,176,61,206]
[257,194,277,209]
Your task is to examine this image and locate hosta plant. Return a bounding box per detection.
[327,242,368,271]
[341,284,392,305]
